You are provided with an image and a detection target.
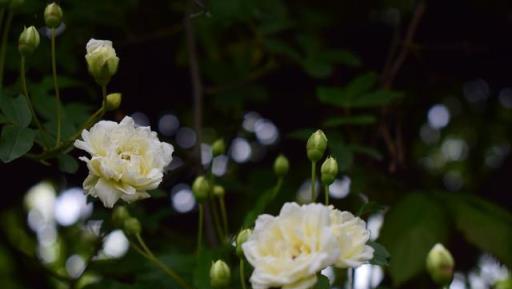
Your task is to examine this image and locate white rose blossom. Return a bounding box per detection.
[74,116,174,208]
[242,202,374,289]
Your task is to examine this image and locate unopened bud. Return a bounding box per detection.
[112,206,130,227]
[85,39,119,86]
[44,2,63,28]
[212,139,225,157]
[106,93,122,111]
[306,130,327,162]
[236,229,251,257]
[321,156,338,185]
[213,185,225,198]
[426,243,454,287]
[18,26,40,56]
[273,154,289,177]
[210,260,231,289]
[124,217,141,236]
[192,176,210,202]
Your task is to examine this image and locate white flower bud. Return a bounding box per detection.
[44,2,63,28]
[18,26,40,56]
[426,243,455,286]
[85,39,119,86]
[210,260,231,289]
[105,93,122,111]
[307,130,328,162]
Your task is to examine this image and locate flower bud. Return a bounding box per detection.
[235,229,251,257]
[192,176,210,202]
[213,185,225,198]
[85,39,119,86]
[426,243,454,287]
[112,206,130,227]
[44,2,63,28]
[321,156,338,185]
[209,260,231,289]
[123,217,141,236]
[18,26,40,56]
[306,130,327,162]
[211,139,225,157]
[105,93,122,111]
[273,154,289,177]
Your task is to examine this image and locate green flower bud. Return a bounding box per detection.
[273,154,289,177]
[495,278,512,289]
[320,156,338,185]
[212,185,225,198]
[112,206,130,227]
[18,26,40,56]
[235,229,251,257]
[209,260,231,289]
[426,243,455,287]
[306,130,327,162]
[9,0,23,9]
[85,39,119,86]
[123,217,141,236]
[44,2,63,28]
[106,93,122,111]
[211,139,225,157]
[192,176,210,202]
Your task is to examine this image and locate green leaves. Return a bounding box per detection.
[444,193,512,268]
[369,241,391,266]
[379,193,448,286]
[317,72,403,108]
[0,94,32,128]
[313,274,330,289]
[0,126,36,163]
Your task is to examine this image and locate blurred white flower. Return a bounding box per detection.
[74,116,173,208]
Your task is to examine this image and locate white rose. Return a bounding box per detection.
[242,202,340,289]
[74,116,174,208]
[330,210,374,268]
[85,38,119,85]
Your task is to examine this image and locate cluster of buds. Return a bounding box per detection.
[306,130,339,185]
[112,206,141,236]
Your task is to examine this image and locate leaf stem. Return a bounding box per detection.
[50,28,62,147]
[131,236,194,289]
[197,203,204,254]
[240,259,247,289]
[0,9,12,87]
[324,185,330,205]
[311,161,317,202]
[219,195,228,237]
[20,56,48,148]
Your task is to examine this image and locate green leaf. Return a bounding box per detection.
[302,56,333,78]
[379,193,449,286]
[264,38,301,62]
[57,154,79,174]
[313,274,330,289]
[0,126,36,163]
[0,94,32,128]
[444,193,512,268]
[320,50,361,67]
[368,241,391,266]
[324,115,377,127]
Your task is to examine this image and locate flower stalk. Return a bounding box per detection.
[50,27,62,146]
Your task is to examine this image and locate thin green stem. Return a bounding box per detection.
[197,203,204,254]
[20,56,49,148]
[240,259,247,289]
[50,28,62,146]
[271,177,283,199]
[131,238,194,289]
[207,173,225,242]
[0,9,12,87]
[324,185,330,205]
[101,85,107,104]
[311,161,317,202]
[219,196,228,237]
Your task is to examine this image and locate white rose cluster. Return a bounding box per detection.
[74,116,174,208]
[242,202,374,289]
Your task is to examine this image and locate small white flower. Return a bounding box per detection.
[242,202,340,289]
[85,38,119,85]
[74,116,173,208]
